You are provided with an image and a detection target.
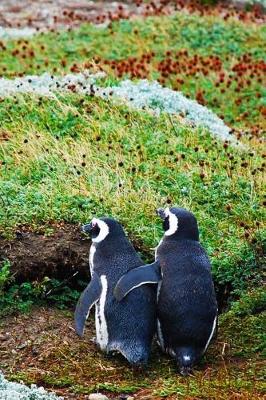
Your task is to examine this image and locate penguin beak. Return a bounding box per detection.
[81,223,93,235]
[156,208,166,220]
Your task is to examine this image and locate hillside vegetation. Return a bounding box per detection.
[0,5,265,399]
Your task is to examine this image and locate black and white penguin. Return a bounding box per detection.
[114,207,218,375]
[74,216,159,366]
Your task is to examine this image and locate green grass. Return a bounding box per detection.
[0,11,265,300]
[0,92,265,296]
[220,288,266,358]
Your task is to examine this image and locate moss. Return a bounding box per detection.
[230,287,266,316]
[219,289,266,358]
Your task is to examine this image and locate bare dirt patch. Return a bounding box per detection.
[0,223,150,287]
[0,224,90,282]
[0,307,98,399]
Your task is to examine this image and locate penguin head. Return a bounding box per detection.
[156,207,199,241]
[82,217,125,243]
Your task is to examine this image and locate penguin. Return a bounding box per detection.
[74,216,159,366]
[114,207,218,375]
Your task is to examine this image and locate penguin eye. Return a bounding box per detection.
[92,221,97,228]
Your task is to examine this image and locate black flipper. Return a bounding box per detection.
[74,272,102,337]
[114,261,161,301]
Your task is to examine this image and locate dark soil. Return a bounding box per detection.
[0,223,151,286]
[0,224,91,282]
[0,224,255,312]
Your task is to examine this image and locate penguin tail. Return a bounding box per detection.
[174,347,198,376]
[179,365,193,376]
[126,350,149,367]
[109,342,149,367]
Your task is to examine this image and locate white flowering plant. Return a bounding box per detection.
[0,373,63,400]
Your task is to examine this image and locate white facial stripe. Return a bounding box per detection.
[92,218,110,243]
[164,207,178,236]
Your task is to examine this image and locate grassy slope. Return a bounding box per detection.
[0,92,265,294]
[0,9,265,399]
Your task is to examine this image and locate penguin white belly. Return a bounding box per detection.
[95,275,109,351]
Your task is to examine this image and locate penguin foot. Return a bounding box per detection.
[179,366,193,376]
[131,363,147,374]
[103,353,114,360]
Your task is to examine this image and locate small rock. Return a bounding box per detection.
[17,342,28,350]
[89,394,109,400]
[31,347,39,356]
[127,397,134,400]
